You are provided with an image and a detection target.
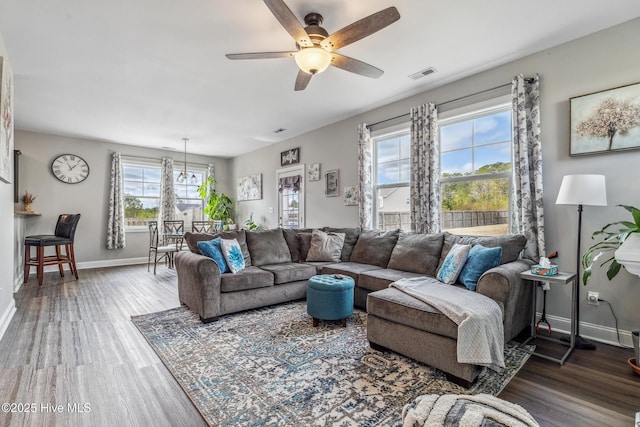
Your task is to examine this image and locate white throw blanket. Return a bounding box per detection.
[390,277,505,371]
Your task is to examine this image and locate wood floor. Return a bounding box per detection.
[0,264,638,426]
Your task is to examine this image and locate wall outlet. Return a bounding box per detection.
[587,291,600,306]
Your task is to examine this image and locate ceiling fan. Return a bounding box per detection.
[226,0,400,91]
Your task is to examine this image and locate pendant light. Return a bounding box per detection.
[177,138,197,184]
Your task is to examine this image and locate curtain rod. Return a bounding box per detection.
[366,77,535,129]
[121,153,212,168]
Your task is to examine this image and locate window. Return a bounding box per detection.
[373,130,411,231]
[439,103,512,236]
[122,159,206,231]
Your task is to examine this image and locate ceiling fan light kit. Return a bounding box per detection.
[295,47,332,74]
[226,0,400,90]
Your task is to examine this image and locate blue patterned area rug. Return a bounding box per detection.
[132,301,532,427]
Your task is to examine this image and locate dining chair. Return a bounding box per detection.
[24,213,81,286]
[148,220,182,274]
[192,220,214,233]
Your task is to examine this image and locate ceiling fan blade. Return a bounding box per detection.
[263,0,313,48]
[320,7,400,52]
[226,51,296,60]
[294,70,312,91]
[330,53,383,79]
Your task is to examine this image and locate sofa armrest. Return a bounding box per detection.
[175,251,222,321]
[476,258,534,341]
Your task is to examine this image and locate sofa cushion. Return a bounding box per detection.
[458,244,503,291]
[306,229,346,262]
[246,229,292,266]
[303,261,336,275]
[367,286,458,340]
[184,230,252,266]
[221,238,246,273]
[387,232,444,276]
[298,232,313,261]
[322,227,361,262]
[321,262,383,284]
[259,262,316,285]
[358,269,427,293]
[281,228,313,262]
[349,229,400,268]
[196,238,229,273]
[437,243,471,284]
[438,233,526,270]
[220,266,274,292]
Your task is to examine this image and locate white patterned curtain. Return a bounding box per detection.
[410,103,441,233]
[158,157,175,225]
[357,124,373,229]
[106,152,126,249]
[510,74,545,260]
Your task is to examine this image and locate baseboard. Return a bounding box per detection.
[536,312,634,348]
[39,257,148,273]
[0,299,16,342]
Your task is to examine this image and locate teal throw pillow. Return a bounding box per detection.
[221,238,246,274]
[458,244,503,291]
[197,238,229,274]
[437,243,471,285]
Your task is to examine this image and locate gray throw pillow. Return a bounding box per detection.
[246,229,292,266]
[350,229,400,268]
[297,232,313,261]
[387,232,444,276]
[322,227,361,261]
[306,229,346,262]
[282,228,313,262]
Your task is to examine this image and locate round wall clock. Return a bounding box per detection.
[51,154,90,184]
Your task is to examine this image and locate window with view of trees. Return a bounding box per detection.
[439,105,512,235]
[374,130,411,231]
[122,160,206,230]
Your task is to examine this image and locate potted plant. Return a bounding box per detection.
[197,176,233,226]
[582,204,640,286]
[582,204,640,369]
[244,213,264,231]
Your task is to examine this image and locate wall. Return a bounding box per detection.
[0,34,16,339]
[232,18,640,341]
[15,130,231,267]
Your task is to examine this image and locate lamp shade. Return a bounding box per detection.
[555,174,607,206]
[295,47,332,75]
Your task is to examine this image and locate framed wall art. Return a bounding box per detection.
[570,81,640,156]
[0,57,14,184]
[237,173,262,201]
[280,147,300,166]
[325,170,339,197]
[343,186,359,206]
[307,163,320,181]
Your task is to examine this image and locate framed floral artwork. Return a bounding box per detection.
[307,163,320,181]
[344,186,358,206]
[570,82,640,156]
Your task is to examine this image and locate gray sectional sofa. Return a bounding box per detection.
[174,227,534,386]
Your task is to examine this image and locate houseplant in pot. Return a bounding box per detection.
[582,204,640,370]
[197,176,233,229]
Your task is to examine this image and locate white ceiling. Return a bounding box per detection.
[1,1,639,158]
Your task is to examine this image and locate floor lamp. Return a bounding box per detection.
[556,174,607,350]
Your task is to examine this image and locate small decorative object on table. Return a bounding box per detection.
[22,191,36,212]
[531,256,558,276]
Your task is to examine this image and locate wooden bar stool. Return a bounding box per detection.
[24,214,81,286]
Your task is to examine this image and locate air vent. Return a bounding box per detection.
[409,67,437,80]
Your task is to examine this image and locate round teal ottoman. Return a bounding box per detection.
[307,274,355,327]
